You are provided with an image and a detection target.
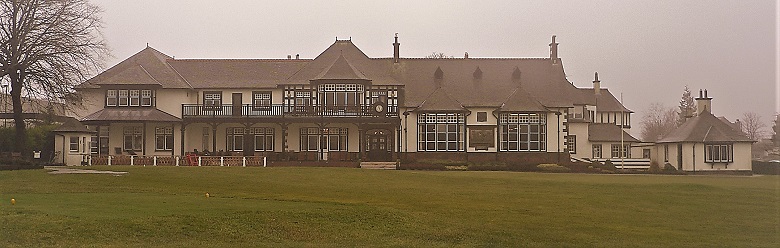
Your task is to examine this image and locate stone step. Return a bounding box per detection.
[360,162,398,169]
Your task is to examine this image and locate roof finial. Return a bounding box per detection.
[146,42,149,48]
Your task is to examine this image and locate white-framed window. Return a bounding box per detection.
[253,127,274,152]
[123,126,143,151]
[129,90,140,106]
[664,144,669,162]
[106,90,117,106]
[141,90,153,106]
[252,91,272,110]
[226,128,245,152]
[299,127,348,152]
[155,127,174,151]
[705,144,733,163]
[566,135,576,154]
[204,92,222,108]
[418,113,465,152]
[499,113,546,152]
[592,144,602,158]
[69,136,79,153]
[118,90,129,106]
[611,144,630,158]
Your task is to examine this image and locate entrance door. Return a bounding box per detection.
[677,144,683,170]
[232,93,242,116]
[367,129,391,161]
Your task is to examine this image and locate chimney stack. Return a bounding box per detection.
[549,35,559,64]
[295,54,299,59]
[593,72,601,95]
[287,54,291,60]
[695,89,713,114]
[393,33,400,63]
[464,52,469,59]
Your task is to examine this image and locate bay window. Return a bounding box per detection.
[499,113,546,151]
[418,113,465,152]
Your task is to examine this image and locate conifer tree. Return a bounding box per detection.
[677,86,696,126]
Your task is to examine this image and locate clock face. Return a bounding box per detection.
[375,104,384,113]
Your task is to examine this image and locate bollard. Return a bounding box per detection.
[242,157,246,167]
[220,157,224,166]
[175,156,179,166]
[153,156,157,166]
[198,156,202,166]
[263,156,267,167]
[130,155,134,166]
[108,155,112,166]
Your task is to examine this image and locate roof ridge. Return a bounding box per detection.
[173,58,314,62]
[370,57,549,60]
[138,64,163,86]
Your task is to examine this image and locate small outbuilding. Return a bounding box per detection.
[52,118,94,166]
[654,90,753,172]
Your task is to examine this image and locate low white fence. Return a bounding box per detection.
[88,155,267,167]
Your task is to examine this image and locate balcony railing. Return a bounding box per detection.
[182,104,398,118]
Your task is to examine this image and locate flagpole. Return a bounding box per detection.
[620,93,625,170]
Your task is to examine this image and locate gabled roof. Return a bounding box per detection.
[499,87,549,112]
[79,39,633,113]
[657,111,753,143]
[53,117,94,133]
[81,108,181,123]
[416,87,465,112]
[78,47,190,89]
[314,54,369,80]
[588,123,641,142]
[579,88,632,112]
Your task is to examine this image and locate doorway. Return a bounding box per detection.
[232,93,242,116]
[366,129,391,161]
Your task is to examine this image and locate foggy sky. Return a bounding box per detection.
[91,0,778,137]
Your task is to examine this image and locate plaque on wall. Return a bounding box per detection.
[469,126,494,148]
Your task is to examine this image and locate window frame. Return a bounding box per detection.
[155,127,174,151]
[204,91,223,109]
[69,136,80,153]
[123,126,143,151]
[498,113,546,152]
[252,91,272,111]
[566,135,576,154]
[705,143,733,163]
[106,90,117,107]
[592,144,602,158]
[417,113,465,152]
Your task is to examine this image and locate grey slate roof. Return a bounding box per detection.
[53,117,95,133]
[657,111,753,143]
[78,40,631,112]
[588,123,641,142]
[81,108,181,123]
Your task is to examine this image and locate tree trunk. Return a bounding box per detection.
[9,69,26,154]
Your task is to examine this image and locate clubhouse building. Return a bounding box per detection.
[58,35,659,167]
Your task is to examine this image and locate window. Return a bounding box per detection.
[155,127,174,151]
[294,91,312,112]
[705,144,733,163]
[226,128,245,152]
[252,91,272,110]
[643,149,651,159]
[107,89,153,107]
[319,84,364,108]
[129,90,140,106]
[123,127,143,151]
[592,144,602,158]
[252,127,274,152]
[611,144,630,158]
[106,90,117,106]
[300,127,348,151]
[69,136,79,153]
[204,92,222,109]
[664,144,669,162]
[141,90,153,106]
[499,113,546,152]
[566,135,576,154]
[477,112,487,122]
[418,113,465,151]
[202,127,210,151]
[118,90,129,106]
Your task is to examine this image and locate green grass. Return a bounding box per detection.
[1,167,778,247]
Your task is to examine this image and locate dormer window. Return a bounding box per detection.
[106,90,117,106]
[129,90,140,106]
[141,90,153,106]
[118,90,129,106]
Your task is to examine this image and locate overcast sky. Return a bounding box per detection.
[91,0,778,136]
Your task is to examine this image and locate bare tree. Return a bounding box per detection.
[677,85,696,126]
[740,112,766,141]
[0,0,107,153]
[426,52,452,59]
[640,102,677,142]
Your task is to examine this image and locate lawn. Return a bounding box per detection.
[1,166,778,247]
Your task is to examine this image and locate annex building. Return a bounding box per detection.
[58,35,645,167]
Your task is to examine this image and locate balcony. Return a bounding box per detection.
[182,104,399,119]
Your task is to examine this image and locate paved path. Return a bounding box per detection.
[45,166,128,175]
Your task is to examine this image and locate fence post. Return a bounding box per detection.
[175,156,179,166]
[88,155,92,166]
[108,155,112,166]
[153,156,157,166]
[130,155,134,166]
[198,156,202,166]
[242,157,246,167]
[220,157,224,166]
[263,156,267,167]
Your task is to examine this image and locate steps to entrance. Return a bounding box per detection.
[360,162,398,170]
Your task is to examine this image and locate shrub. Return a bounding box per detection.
[468,162,508,171]
[663,163,677,171]
[648,161,662,174]
[417,159,470,167]
[537,163,571,173]
[398,163,446,171]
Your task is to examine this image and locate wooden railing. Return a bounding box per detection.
[182,104,398,118]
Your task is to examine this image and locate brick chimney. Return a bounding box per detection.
[593,72,601,95]
[549,35,559,64]
[393,33,400,63]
